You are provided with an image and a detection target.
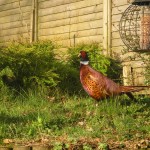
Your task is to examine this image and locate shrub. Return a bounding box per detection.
[54,61,83,95]
[0,41,59,90]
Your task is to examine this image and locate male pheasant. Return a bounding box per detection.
[79,51,149,101]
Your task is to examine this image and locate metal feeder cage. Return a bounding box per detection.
[119,0,150,52]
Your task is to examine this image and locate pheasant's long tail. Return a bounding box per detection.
[120,85,150,93]
[120,86,150,101]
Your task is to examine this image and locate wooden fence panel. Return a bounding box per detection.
[38,0,103,46]
[13,146,31,150]
[0,0,32,42]
[0,147,12,150]
[32,145,52,150]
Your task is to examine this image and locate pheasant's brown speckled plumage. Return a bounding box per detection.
[80,65,121,100]
[79,51,149,101]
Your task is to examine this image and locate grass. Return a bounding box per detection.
[0,86,150,149]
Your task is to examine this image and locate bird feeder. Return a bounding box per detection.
[119,0,150,51]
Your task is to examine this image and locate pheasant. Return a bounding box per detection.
[79,51,149,101]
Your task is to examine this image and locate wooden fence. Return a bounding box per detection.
[0,0,125,49]
[0,0,149,90]
[0,145,51,150]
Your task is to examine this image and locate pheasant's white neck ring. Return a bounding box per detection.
[80,61,89,65]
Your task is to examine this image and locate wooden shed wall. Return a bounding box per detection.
[0,0,32,43]
[38,0,103,46]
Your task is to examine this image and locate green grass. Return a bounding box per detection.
[0,86,150,148]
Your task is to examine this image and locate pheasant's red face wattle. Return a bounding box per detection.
[80,51,87,59]
[80,51,89,62]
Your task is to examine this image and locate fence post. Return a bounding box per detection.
[30,0,34,42]
[103,0,112,56]
[13,146,31,150]
[30,0,38,43]
[34,0,38,42]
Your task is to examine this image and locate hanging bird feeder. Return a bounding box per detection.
[119,0,150,52]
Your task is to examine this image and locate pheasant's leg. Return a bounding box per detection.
[126,92,137,102]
